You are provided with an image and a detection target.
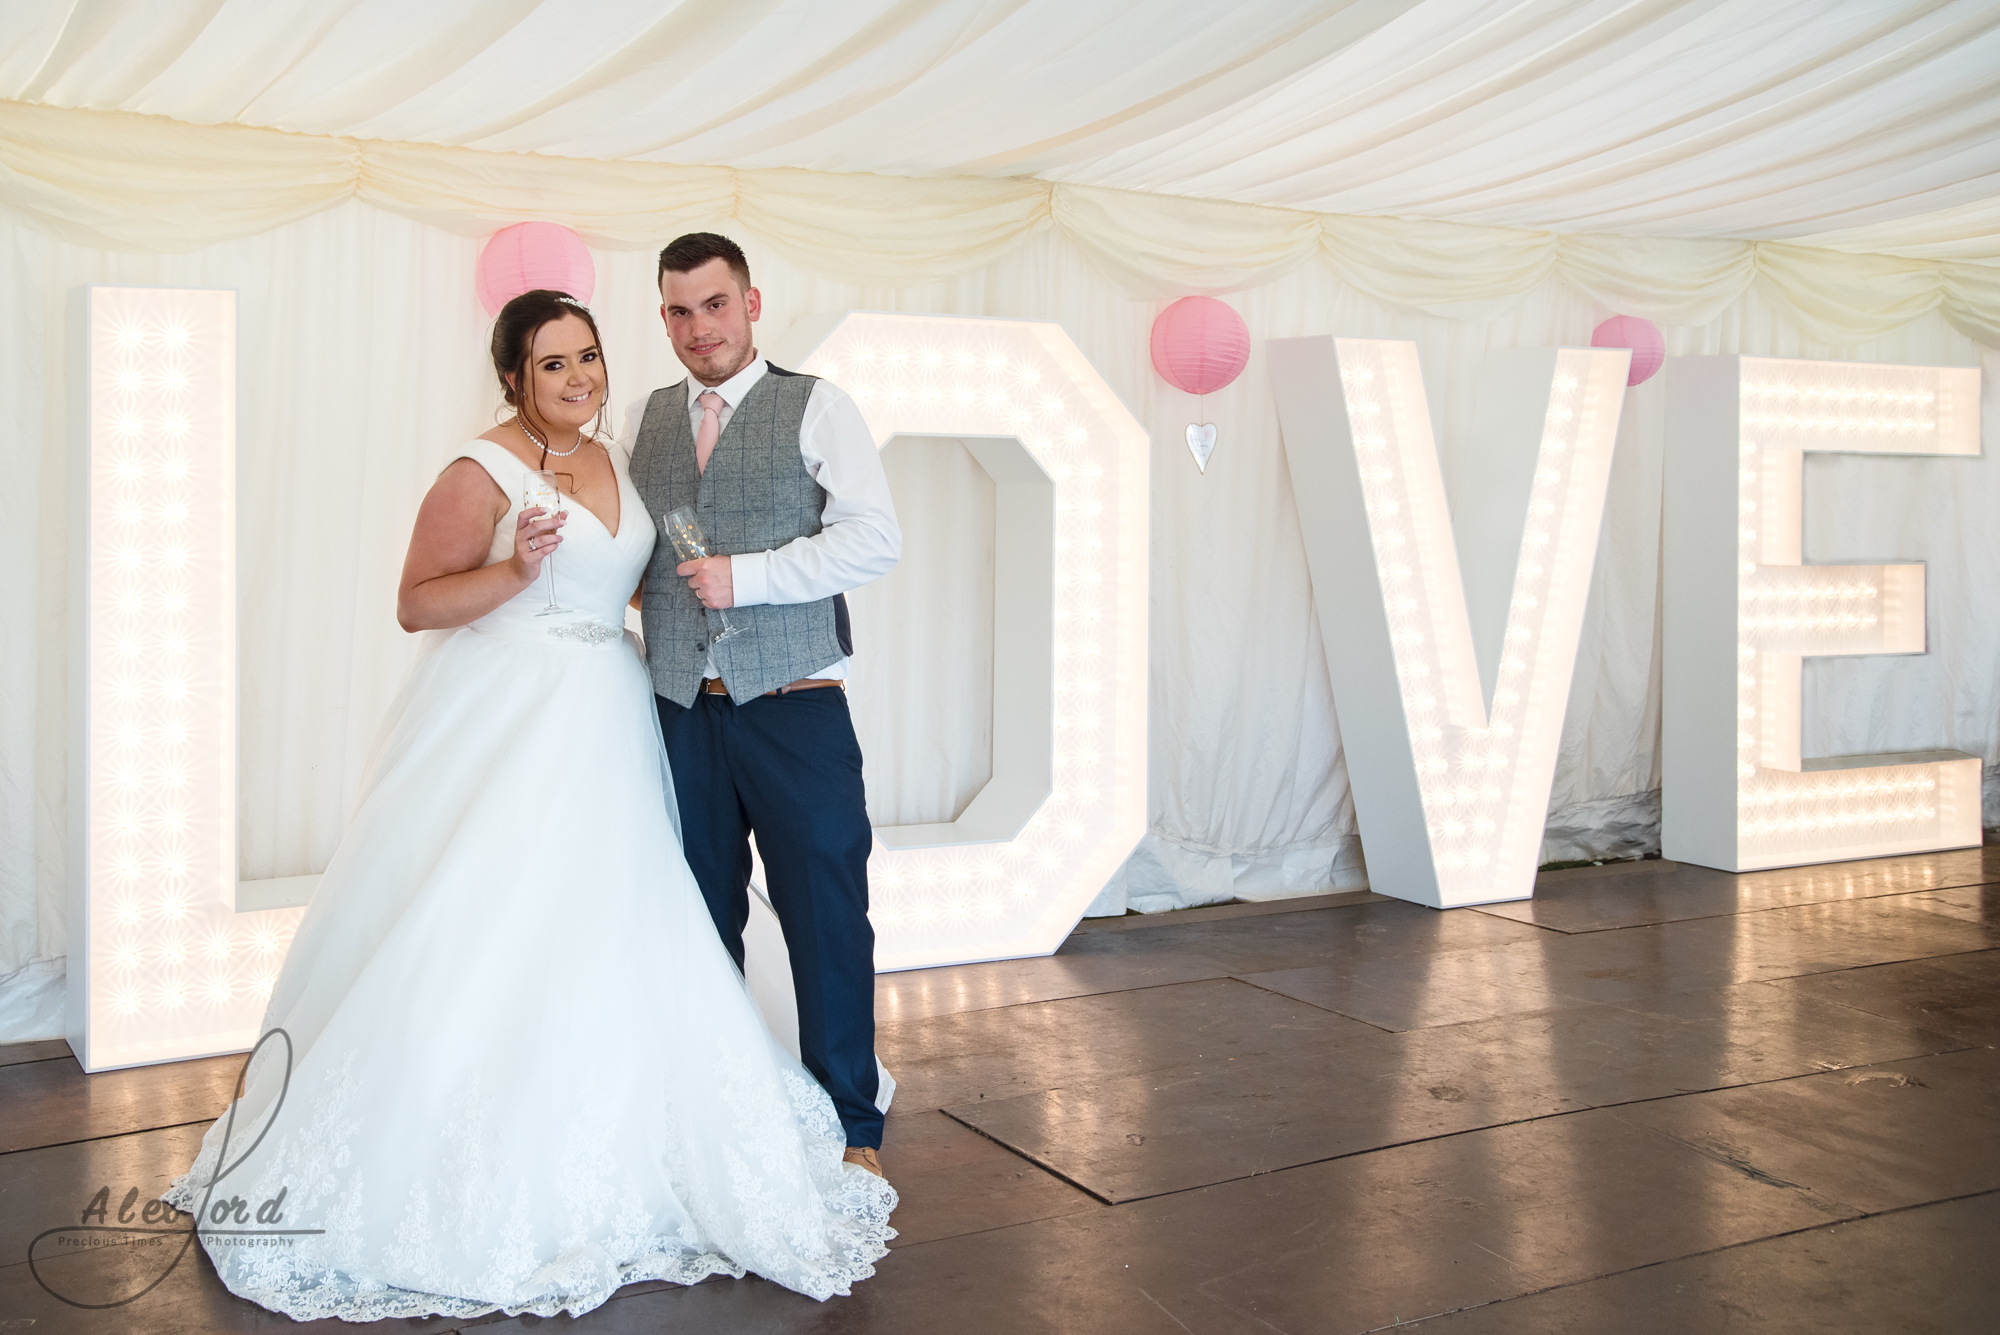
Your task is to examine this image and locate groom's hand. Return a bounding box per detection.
[677,556,734,609]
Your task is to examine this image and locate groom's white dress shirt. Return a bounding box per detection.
[621,356,901,682]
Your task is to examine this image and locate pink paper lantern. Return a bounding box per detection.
[475,222,595,318]
[1151,296,1250,396]
[1591,314,1666,387]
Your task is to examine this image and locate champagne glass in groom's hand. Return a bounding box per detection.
[663,507,743,645]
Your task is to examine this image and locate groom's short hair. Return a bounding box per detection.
[658,232,751,292]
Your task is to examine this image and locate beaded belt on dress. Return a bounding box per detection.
[467,619,626,648]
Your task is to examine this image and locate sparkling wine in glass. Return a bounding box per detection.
[524,471,571,615]
[663,507,742,644]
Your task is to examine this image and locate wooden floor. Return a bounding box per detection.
[3,848,1997,1332]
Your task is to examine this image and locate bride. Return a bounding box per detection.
[161,289,895,1321]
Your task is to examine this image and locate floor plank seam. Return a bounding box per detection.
[878,939,1998,1036]
[1223,974,1401,1031]
[1758,983,1994,1043]
[1210,966,1987,1037]
[948,1045,1988,1214]
[0,1118,220,1158]
[1466,907,1582,934]
[932,1107,1120,1205]
[1569,1043,1983,1113]
[1483,876,2000,936]
[882,954,1995,1041]
[1015,1109,1646,1210]
[878,972,1244,1028]
[1631,1125,1859,1216]
[1562,952,1999,1018]
[897,1212,1106,1249]
[1595,981,1971,1019]
[1384,1186,2000,1329]
[1802,944,1999,975]
[1068,892,1388,936]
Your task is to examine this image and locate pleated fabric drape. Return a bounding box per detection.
[6,202,1996,1023]
[5,99,1999,344]
[3,0,1996,243]
[6,0,2000,1027]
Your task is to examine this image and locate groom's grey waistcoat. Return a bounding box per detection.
[630,366,852,706]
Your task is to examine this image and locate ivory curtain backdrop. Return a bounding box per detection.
[4,0,2000,1036]
[6,99,2000,344]
[6,196,1997,1039]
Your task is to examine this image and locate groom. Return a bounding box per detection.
[626,233,900,1178]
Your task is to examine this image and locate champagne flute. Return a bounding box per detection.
[524,471,572,615]
[663,507,742,644]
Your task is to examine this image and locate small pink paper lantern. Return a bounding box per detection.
[1591,314,1666,387]
[475,222,595,317]
[1151,297,1250,396]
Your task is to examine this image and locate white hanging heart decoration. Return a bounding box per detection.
[1186,422,1217,473]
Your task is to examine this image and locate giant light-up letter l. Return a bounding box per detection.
[68,286,306,1072]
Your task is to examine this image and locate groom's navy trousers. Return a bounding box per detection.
[655,685,883,1150]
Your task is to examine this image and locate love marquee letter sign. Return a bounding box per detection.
[68,286,312,1073]
[1662,356,1983,872]
[1269,337,1631,908]
[774,312,1150,969]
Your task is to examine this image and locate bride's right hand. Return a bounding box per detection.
[510,506,566,583]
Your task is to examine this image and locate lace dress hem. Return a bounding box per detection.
[160,1153,894,1321]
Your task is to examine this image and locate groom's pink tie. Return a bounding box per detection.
[695,390,724,474]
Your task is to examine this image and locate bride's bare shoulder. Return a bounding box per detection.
[425,456,507,513]
[476,424,538,470]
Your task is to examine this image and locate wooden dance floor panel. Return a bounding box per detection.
[2,849,1996,1332]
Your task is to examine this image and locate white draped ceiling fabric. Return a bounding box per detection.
[4,0,1999,1033]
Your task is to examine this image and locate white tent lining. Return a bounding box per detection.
[2,0,1996,245]
[4,100,1998,346]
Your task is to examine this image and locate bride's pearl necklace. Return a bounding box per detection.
[517,415,585,457]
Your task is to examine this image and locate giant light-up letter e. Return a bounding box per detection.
[1663,355,1982,872]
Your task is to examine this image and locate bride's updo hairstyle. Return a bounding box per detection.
[490,288,610,449]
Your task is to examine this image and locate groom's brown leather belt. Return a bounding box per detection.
[701,677,844,697]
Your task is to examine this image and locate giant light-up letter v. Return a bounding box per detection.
[1663,356,1982,872]
[1270,338,1630,908]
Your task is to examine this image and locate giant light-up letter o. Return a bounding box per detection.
[774,313,1149,969]
[1664,355,1983,871]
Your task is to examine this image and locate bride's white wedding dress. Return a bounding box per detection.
[161,439,895,1322]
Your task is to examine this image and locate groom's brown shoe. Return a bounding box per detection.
[842,1147,885,1179]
